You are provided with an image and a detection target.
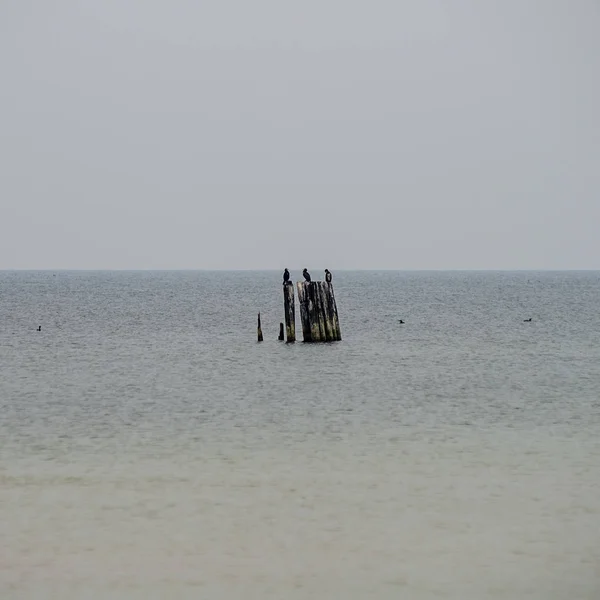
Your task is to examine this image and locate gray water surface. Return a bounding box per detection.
[1,271,599,599]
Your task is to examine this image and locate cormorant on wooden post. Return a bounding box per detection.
[283,268,290,284]
[324,269,332,283]
[302,268,311,282]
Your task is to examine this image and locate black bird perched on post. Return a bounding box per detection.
[324,269,332,283]
[303,268,311,282]
[283,268,290,284]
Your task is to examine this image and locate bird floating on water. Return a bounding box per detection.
[325,269,332,283]
[523,318,532,322]
[37,325,41,332]
[398,319,405,324]
[303,268,311,282]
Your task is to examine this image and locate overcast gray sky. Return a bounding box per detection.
[1,0,598,270]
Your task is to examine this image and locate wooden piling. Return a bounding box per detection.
[296,282,310,342]
[296,281,341,342]
[257,312,263,342]
[278,322,284,341]
[283,282,296,343]
[329,283,342,340]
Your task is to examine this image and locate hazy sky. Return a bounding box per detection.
[1,1,599,270]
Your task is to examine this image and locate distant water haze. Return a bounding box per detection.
[1,270,599,599]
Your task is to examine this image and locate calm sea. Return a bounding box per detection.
[1,270,599,599]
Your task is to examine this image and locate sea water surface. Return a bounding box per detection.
[1,270,599,599]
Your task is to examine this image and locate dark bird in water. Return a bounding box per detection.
[303,268,311,282]
[37,325,41,331]
[398,319,404,324]
[283,268,290,284]
[523,318,532,322]
[325,268,332,283]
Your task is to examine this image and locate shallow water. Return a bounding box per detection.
[1,271,599,598]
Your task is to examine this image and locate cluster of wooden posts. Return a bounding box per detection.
[257,280,342,343]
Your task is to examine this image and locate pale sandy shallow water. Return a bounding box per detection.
[1,271,599,598]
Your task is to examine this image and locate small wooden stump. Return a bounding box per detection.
[278,322,285,341]
[257,312,264,342]
[296,281,341,342]
[283,282,296,343]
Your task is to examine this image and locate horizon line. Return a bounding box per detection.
[1,268,599,273]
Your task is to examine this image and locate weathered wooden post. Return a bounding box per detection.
[328,283,342,340]
[283,282,296,343]
[296,282,310,342]
[278,322,285,341]
[257,312,263,342]
[296,281,341,342]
